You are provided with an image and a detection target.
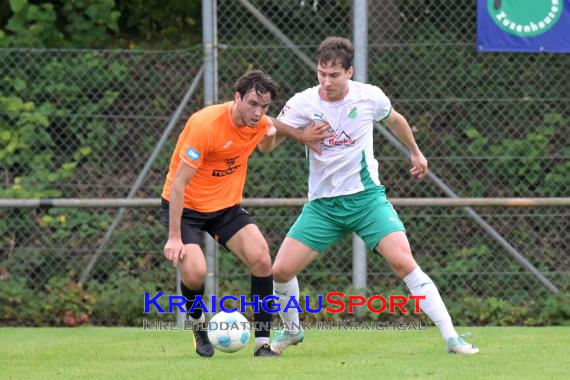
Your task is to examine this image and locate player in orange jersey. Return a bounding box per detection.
[161,70,280,357]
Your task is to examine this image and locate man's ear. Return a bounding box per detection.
[234,92,241,103]
[347,66,354,79]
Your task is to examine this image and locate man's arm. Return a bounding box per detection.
[164,162,197,266]
[271,118,333,154]
[257,119,278,153]
[382,110,429,180]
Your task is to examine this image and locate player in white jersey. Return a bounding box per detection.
[276,80,390,200]
[264,37,479,355]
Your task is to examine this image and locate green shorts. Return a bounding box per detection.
[287,186,406,253]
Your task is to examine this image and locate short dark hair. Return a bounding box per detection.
[234,70,279,101]
[317,36,354,70]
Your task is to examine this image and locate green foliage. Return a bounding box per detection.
[447,294,570,327]
[1,0,119,48]
[0,277,95,326]
[0,95,81,198]
[116,0,201,49]
[533,295,570,326]
[0,0,201,48]
[40,208,112,244]
[488,128,555,192]
[0,52,128,198]
[88,274,172,326]
[245,142,308,198]
[452,296,529,326]
[2,0,63,47]
[63,0,120,47]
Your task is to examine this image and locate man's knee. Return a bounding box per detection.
[392,255,417,278]
[272,262,295,283]
[180,263,207,288]
[181,273,206,290]
[247,242,272,276]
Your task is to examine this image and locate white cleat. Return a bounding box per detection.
[270,330,304,354]
[447,333,480,355]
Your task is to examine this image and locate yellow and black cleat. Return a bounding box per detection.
[192,329,214,357]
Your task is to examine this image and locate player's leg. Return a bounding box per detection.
[375,232,478,354]
[215,206,277,356]
[377,232,459,342]
[271,200,343,354]
[273,236,319,332]
[179,248,214,357]
[355,188,479,354]
[178,244,208,321]
[160,199,214,357]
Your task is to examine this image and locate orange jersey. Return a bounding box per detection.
[162,102,269,212]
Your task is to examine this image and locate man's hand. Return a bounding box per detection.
[164,237,185,267]
[258,118,278,153]
[410,150,428,180]
[302,121,334,154]
[265,118,277,137]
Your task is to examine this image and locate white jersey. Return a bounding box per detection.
[278,80,391,201]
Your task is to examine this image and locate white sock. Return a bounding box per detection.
[255,337,269,349]
[187,314,204,324]
[273,277,300,333]
[403,266,458,341]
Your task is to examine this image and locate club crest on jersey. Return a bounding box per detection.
[328,131,355,145]
[347,106,358,119]
[185,147,200,161]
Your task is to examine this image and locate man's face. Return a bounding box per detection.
[234,89,272,127]
[317,61,353,102]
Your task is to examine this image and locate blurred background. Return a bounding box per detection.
[0,0,568,327]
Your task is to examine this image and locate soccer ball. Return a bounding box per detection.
[207,311,250,353]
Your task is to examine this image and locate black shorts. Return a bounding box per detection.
[160,198,253,248]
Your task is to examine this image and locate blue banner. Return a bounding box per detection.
[477,0,570,53]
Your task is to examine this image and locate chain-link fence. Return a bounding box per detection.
[1,1,569,326]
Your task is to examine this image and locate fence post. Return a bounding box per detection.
[176,268,185,326]
[352,0,369,315]
[202,0,217,105]
[204,233,219,317]
[352,235,368,303]
[353,0,368,84]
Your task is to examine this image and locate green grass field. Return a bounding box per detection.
[1,326,568,380]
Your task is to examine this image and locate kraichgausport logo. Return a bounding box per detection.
[144,292,425,315]
[142,319,427,332]
[488,0,563,37]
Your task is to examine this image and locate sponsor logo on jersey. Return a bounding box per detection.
[225,156,238,167]
[212,165,241,177]
[328,131,355,145]
[185,147,200,161]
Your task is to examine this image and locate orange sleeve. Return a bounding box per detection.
[178,122,213,169]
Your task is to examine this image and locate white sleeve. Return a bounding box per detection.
[372,86,392,121]
[276,95,310,129]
